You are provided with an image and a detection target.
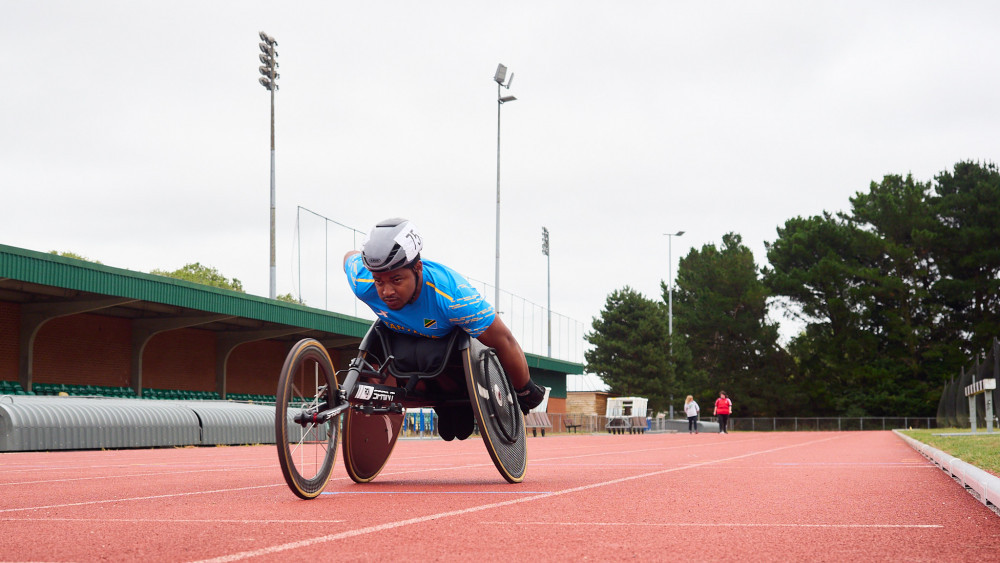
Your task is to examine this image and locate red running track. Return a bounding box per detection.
[1,431,998,562]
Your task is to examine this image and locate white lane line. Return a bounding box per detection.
[0,455,275,473]
[321,490,551,495]
[191,435,846,563]
[0,435,839,513]
[0,484,284,514]
[481,521,943,529]
[0,465,276,486]
[0,517,345,524]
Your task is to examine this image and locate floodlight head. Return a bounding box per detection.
[676,231,685,236]
[259,31,268,42]
[499,95,517,103]
[505,73,514,89]
[494,64,507,84]
[259,77,272,90]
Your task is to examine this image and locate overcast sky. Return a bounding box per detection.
[5,1,1000,361]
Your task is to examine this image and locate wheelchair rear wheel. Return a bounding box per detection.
[275,339,340,499]
[465,340,527,483]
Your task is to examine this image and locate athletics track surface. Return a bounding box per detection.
[1,431,998,562]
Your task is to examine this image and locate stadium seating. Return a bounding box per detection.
[2,380,275,402]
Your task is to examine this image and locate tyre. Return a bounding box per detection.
[465,340,526,483]
[275,339,340,499]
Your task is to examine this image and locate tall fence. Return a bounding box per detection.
[726,417,936,432]
[291,207,586,363]
[936,337,999,428]
[395,412,936,439]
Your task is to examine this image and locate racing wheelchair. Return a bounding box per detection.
[274,321,527,499]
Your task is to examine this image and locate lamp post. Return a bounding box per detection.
[494,63,516,311]
[664,230,685,347]
[258,31,279,299]
[542,227,551,357]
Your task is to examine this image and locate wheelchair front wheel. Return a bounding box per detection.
[275,339,340,499]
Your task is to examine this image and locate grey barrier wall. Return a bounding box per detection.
[0,396,278,452]
[895,430,1000,515]
[191,401,279,446]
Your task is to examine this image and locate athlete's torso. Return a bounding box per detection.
[345,254,495,338]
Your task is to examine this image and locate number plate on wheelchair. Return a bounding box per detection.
[354,383,397,402]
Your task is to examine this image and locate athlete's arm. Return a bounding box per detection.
[476,316,530,389]
[343,250,361,268]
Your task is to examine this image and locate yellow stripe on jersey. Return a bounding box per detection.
[426,281,454,302]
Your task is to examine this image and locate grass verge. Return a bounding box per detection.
[900,428,1000,476]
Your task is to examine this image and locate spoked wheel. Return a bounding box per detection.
[464,339,526,483]
[275,339,340,499]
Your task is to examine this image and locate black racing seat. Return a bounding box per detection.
[368,322,468,379]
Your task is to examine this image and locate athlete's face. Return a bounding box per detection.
[372,261,421,310]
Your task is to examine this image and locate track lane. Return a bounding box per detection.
[1,432,998,562]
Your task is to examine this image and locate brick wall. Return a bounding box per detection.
[547,397,566,414]
[142,329,216,391]
[0,302,18,381]
[227,339,291,395]
[34,313,131,387]
[2,305,573,402]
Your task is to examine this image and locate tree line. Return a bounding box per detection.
[585,160,1000,417]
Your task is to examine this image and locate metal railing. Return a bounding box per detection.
[391,413,942,439]
[727,417,937,432]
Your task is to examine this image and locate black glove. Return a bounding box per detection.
[515,380,546,415]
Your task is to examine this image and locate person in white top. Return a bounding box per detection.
[684,395,700,434]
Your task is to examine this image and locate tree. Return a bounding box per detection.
[847,173,957,416]
[764,213,885,415]
[276,292,305,305]
[49,250,102,264]
[764,169,978,416]
[673,233,795,417]
[928,161,1000,356]
[585,287,675,414]
[150,263,244,292]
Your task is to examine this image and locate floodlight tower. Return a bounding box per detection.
[258,31,279,299]
[664,230,685,349]
[542,227,551,357]
[494,63,516,311]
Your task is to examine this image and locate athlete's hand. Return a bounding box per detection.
[516,380,546,415]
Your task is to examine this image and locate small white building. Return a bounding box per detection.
[605,396,648,434]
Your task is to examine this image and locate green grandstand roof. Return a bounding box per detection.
[0,244,582,374]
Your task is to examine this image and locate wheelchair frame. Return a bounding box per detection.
[275,321,527,499]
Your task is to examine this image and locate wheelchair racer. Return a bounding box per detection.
[343,218,547,441]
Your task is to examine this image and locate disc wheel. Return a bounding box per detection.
[465,340,526,483]
[275,339,340,499]
[343,408,404,483]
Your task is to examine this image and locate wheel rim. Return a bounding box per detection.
[276,341,339,498]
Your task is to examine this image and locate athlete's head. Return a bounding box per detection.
[362,218,424,309]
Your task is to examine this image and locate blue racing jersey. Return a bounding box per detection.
[345,253,495,338]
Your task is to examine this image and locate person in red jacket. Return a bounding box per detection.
[713,391,732,434]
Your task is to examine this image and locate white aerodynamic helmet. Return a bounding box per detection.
[361,218,423,272]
